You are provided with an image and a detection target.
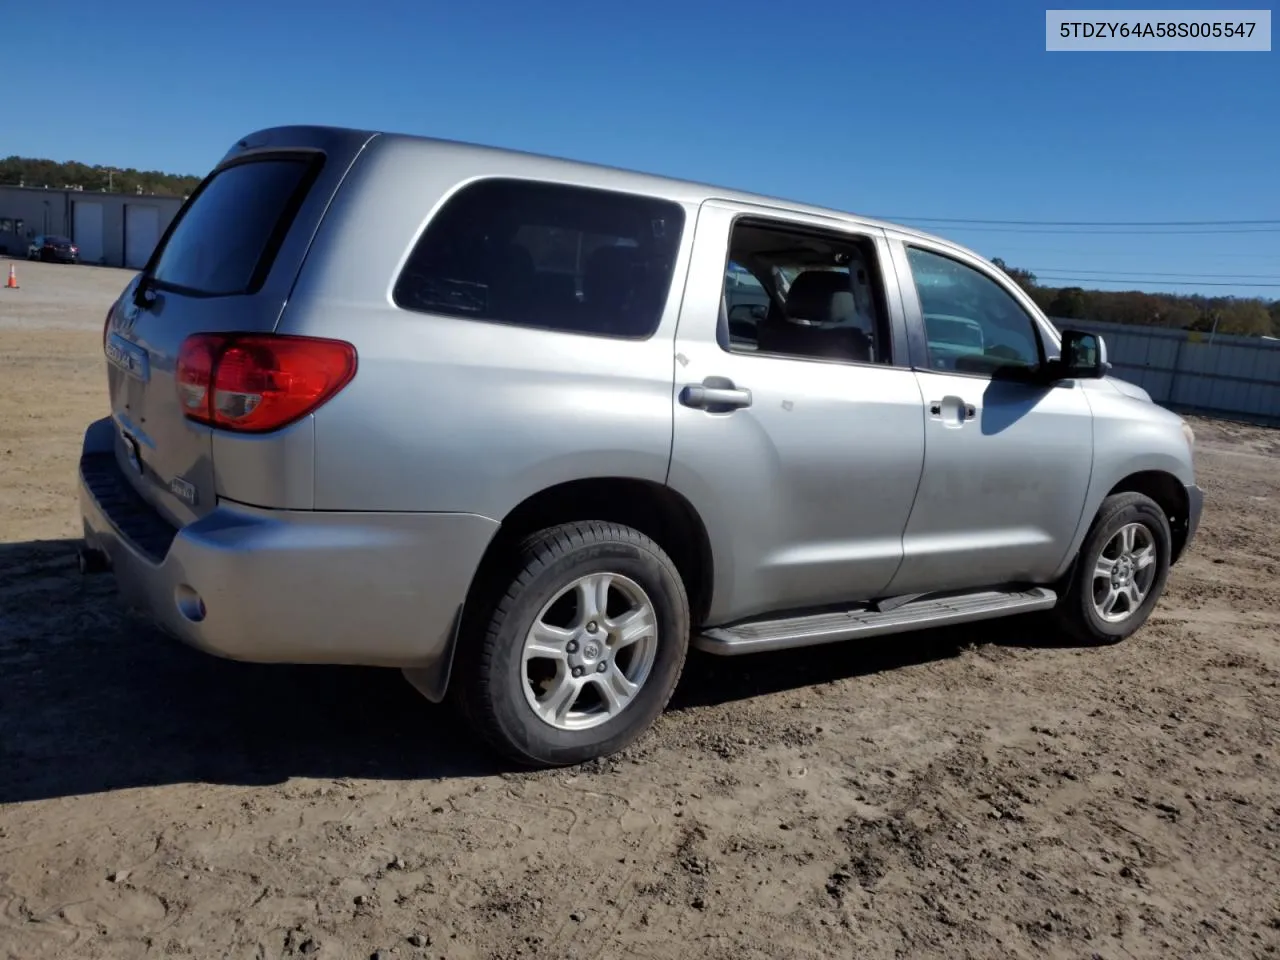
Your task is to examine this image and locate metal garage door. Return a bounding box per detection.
[124,205,161,269]
[72,201,104,264]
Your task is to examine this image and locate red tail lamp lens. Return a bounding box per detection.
[176,333,357,433]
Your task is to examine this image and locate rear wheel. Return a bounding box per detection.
[1054,492,1172,645]
[453,521,689,766]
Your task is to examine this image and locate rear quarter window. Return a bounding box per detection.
[149,155,322,297]
[393,178,686,339]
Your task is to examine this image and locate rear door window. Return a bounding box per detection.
[394,178,686,339]
[149,155,322,297]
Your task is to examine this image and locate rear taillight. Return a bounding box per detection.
[176,333,357,433]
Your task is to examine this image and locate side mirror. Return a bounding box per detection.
[1059,329,1110,379]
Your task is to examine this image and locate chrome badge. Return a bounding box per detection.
[169,476,198,506]
[104,333,150,382]
[115,301,140,334]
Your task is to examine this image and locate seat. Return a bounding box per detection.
[756,270,873,363]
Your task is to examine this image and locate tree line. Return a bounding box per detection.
[0,156,201,198]
[991,258,1279,338]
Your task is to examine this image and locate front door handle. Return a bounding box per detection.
[928,396,975,425]
[680,381,753,411]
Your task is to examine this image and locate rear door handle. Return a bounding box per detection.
[680,382,752,411]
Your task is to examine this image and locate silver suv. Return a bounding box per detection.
[79,126,1204,766]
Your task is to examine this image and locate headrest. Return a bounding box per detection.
[785,270,856,325]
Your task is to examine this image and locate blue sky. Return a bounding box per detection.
[8,0,1278,297]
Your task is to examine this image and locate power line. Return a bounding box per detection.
[990,248,1280,260]
[875,215,1280,226]
[908,224,1280,236]
[1030,268,1280,281]
[1026,276,1280,288]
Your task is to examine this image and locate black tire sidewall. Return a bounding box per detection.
[1066,494,1172,643]
[481,529,688,766]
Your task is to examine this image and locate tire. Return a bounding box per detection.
[453,521,690,767]
[1054,492,1172,645]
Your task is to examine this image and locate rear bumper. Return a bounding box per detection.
[78,417,498,693]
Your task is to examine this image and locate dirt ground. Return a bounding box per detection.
[1,257,1278,960]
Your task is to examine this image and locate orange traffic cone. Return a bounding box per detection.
[4,264,17,289]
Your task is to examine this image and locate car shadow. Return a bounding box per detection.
[670,610,1075,711]
[0,538,509,804]
[0,538,1084,804]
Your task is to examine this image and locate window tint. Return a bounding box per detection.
[150,157,320,297]
[394,179,685,339]
[721,220,891,365]
[906,247,1043,376]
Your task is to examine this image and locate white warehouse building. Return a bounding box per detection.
[0,185,185,268]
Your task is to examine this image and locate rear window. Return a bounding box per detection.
[149,155,321,297]
[393,178,686,339]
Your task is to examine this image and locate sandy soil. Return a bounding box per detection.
[1,258,1278,960]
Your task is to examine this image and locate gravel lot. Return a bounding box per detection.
[1,257,1278,960]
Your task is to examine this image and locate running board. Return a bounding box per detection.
[694,587,1058,656]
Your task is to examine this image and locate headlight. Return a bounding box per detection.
[1181,420,1195,450]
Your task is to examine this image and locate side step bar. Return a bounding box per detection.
[694,587,1058,656]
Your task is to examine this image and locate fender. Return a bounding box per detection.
[1052,383,1195,579]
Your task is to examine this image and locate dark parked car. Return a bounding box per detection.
[27,235,79,263]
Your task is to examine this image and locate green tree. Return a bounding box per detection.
[1047,286,1088,319]
[0,155,201,197]
[1215,301,1273,336]
[990,257,1038,293]
[1150,299,1199,330]
[1024,282,1277,337]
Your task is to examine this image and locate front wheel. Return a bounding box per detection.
[1054,492,1173,645]
[453,521,690,766]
